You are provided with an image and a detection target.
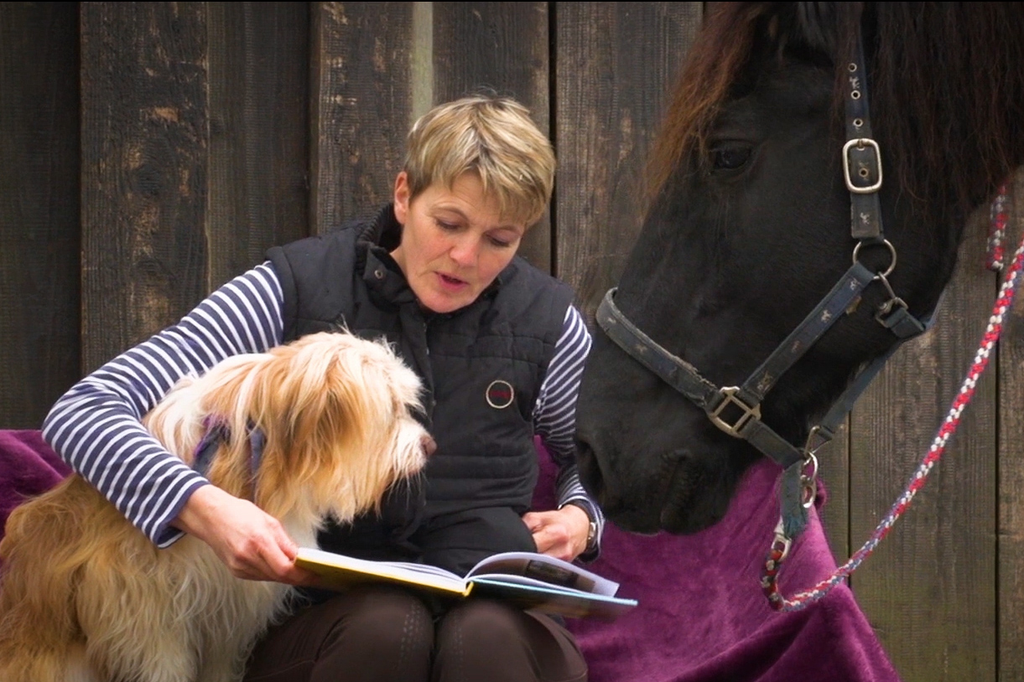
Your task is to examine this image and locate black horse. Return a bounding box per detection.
[575,2,1024,535]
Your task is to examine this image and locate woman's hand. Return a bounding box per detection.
[522,505,591,562]
[173,485,318,585]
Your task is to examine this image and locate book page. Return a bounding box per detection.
[295,548,469,595]
[465,551,619,596]
[468,577,637,620]
[467,573,592,594]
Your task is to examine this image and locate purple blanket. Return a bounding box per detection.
[0,430,72,541]
[0,431,899,681]
[532,443,901,682]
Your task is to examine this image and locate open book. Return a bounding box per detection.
[295,547,638,620]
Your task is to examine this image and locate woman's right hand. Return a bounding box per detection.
[173,485,317,585]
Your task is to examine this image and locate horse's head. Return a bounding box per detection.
[576,2,1024,534]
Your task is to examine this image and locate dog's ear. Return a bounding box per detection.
[253,343,371,471]
[248,338,399,518]
[241,333,432,521]
[141,352,266,497]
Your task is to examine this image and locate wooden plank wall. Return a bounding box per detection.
[0,2,81,427]
[0,4,1021,681]
[999,170,1024,681]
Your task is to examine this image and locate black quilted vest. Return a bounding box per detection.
[266,205,572,574]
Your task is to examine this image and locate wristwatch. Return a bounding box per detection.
[583,516,598,552]
[560,500,599,553]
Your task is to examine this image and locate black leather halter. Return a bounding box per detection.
[596,31,934,537]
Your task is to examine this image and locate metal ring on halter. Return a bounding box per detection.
[802,451,819,481]
[803,425,832,456]
[871,271,910,320]
[852,238,897,278]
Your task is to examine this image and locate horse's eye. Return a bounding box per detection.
[710,146,752,171]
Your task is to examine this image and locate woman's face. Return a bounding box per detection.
[391,171,526,314]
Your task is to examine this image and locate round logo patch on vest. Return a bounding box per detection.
[485,380,515,409]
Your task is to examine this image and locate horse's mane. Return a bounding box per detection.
[647,2,1024,228]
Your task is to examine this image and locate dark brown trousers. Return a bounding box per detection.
[243,586,588,682]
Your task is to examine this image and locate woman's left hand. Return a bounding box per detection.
[522,506,590,562]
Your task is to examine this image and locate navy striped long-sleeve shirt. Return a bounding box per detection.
[42,261,603,553]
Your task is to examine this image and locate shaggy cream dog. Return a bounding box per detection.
[0,331,432,682]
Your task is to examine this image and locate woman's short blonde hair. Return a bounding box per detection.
[403,95,555,227]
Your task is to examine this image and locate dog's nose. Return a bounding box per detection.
[422,434,437,457]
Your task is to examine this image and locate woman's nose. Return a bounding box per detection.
[449,236,480,267]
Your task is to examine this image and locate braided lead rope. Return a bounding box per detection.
[764,229,1024,612]
[988,184,1010,271]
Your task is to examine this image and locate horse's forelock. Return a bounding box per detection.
[794,2,843,54]
[644,3,766,211]
[644,2,849,210]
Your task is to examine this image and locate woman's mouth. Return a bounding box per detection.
[437,272,469,292]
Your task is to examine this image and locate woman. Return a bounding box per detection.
[43,94,601,682]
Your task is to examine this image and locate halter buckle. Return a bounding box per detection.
[843,138,883,194]
[710,387,762,437]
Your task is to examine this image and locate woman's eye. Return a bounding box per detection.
[487,236,514,248]
[435,219,459,231]
[710,146,752,171]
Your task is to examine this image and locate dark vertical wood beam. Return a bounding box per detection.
[79,3,209,371]
[554,2,701,314]
[310,2,414,234]
[432,2,551,272]
[0,2,80,427]
[207,2,310,286]
[998,170,1024,682]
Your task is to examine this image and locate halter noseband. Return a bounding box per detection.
[596,30,934,539]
